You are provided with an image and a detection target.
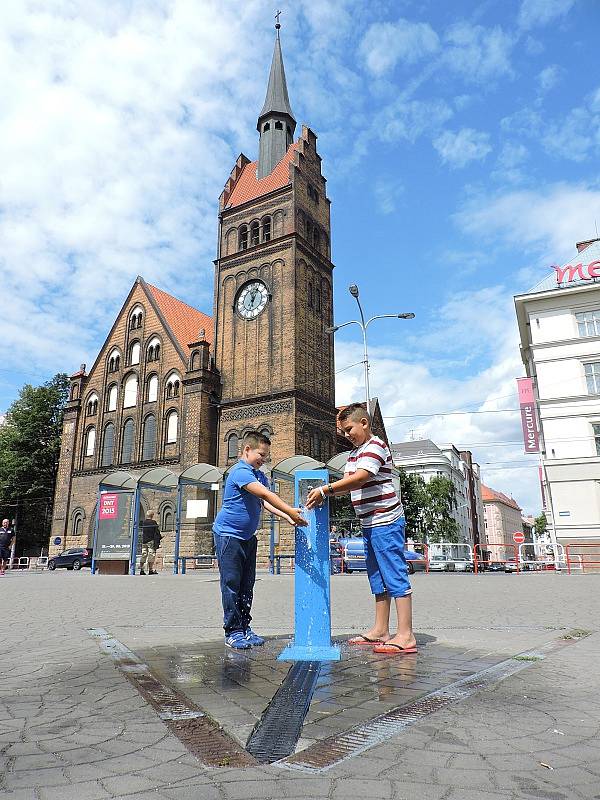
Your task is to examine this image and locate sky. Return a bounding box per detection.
[1,0,600,515]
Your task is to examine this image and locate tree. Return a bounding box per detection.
[0,374,69,554]
[534,512,547,538]
[422,476,460,543]
[397,468,428,539]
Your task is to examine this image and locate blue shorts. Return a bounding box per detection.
[363,517,412,598]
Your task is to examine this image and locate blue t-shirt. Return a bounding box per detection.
[213,461,270,540]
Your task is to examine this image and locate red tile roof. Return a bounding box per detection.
[481,484,521,511]
[226,142,299,208]
[146,283,213,352]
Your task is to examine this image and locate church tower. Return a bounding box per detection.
[213,23,337,468]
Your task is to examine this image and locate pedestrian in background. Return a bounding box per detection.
[0,519,14,576]
[140,511,162,575]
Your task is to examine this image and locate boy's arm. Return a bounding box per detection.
[243,481,306,526]
[304,468,371,509]
[263,499,294,525]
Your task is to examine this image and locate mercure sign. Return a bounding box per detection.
[516,377,539,454]
[554,261,600,285]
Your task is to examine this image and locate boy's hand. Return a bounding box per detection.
[305,488,325,510]
[288,508,308,526]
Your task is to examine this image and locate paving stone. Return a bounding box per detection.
[38,780,111,800]
[100,774,160,795]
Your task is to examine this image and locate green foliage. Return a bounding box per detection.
[534,512,547,537]
[397,468,427,538]
[421,476,460,543]
[0,374,69,553]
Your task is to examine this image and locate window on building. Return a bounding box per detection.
[313,228,320,250]
[101,423,115,467]
[85,427,96,457]
[147,338,161,362]
[107,349,120,372]
[166,374,181,398]
[107,384,117,412]
[129,307,143,329]
[129,341,140,365]
[72,510,84,538]
[250,221,260,247]
[147,374,158,402]
[306,218,313,241]
[86,394,98,416]
[262,217,271,242]
[121,419,134,464]
[123,374,138,408]
[227,434,239,460]
[585,362,600,394]
[275,120,283,130]
[308,282,313,308]
[594,423,600,456]
[161,505,174,532]
[166,411,178,444]
[142,414,156,461]
[315,288,321,312]
[576,310,600,337]
[239,226,248,250]
[263,122,270,132]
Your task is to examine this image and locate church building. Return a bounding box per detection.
[49,26,339,558]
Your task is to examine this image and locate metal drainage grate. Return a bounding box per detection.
[281,651,547,771]
[88,628,256,768]
[246,660,321,763]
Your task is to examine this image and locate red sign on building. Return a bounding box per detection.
[516,377,540,454]
[99,493,119,519]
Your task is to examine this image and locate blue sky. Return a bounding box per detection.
[1,0,599,513]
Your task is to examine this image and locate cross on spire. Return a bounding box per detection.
[275,9,281,29]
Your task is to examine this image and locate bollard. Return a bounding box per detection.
[278,470,340,662]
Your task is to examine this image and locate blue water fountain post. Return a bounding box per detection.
[278,469,341,662]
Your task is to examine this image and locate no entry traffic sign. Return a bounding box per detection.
[513,531,525,544]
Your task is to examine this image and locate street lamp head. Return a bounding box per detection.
[397,312,415,319]
[325,325,339,334]
[348,284,359,298]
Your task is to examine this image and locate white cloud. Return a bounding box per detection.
[443,23,515,82]
[492,141,529,184]
[538,64,561,92]
[359,19,439,76]
[433,128,492,168]
[455,183,600,264]
[373,179,404,215]
[518,0,576,30]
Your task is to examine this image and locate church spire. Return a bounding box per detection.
[256,18,296,179]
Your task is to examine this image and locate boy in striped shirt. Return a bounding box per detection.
[306,403,416,655]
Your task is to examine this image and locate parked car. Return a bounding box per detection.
[339,537,427,575]
[47,547,93,571]
[485,561,506,572]
[429,555,456,572]
[452,559,474,572]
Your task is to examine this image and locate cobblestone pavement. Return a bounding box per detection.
[1,569,600,799]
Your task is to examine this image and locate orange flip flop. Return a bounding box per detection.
[348,634,387,646]
[373,642,418,655]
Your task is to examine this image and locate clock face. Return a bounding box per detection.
[236,281,269,320]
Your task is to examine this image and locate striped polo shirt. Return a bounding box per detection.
[345,436,404,528]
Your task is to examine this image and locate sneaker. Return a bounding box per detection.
[139,570,146,575]
[149,570,158,575]
[225,631,251,650]
[244,628,265,646]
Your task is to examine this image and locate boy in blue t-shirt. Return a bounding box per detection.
[213,431,306,650]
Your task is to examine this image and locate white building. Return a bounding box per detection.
[390,439,480,544]
[515,237,600,546]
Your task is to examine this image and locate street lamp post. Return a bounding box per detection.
[326,284,414,414]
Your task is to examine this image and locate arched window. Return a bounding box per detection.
[71,509,84,538]
[123,374,138,408]
[142,414,156,461]
[147,374,158,402]
[239,226,248,250]
[263,122,270,132]
[275,120,283,130]
[121,419,134,464]
[262,216,271,242]
[129,341,140,365]
[70,384,78,400]
[85,427,96,456]
[166,410,178,444]
[313,228,320,250]
[227,434,239,460]
[107,384,118,412]
[161,504,175,532]
[166,374,181,399]
[250,222,260,247]
[107,348,120,373]
[316,288,321,313]
[86,393,99,416]
[101,423,115,466]
[146,337,161,362]
[190,351,200,370]
[308,283,313,308]
[129,305,143,330]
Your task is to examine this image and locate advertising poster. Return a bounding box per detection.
[95,491,133,560]
[516,377,540,453]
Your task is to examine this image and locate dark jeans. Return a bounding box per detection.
[213,533,257,636]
